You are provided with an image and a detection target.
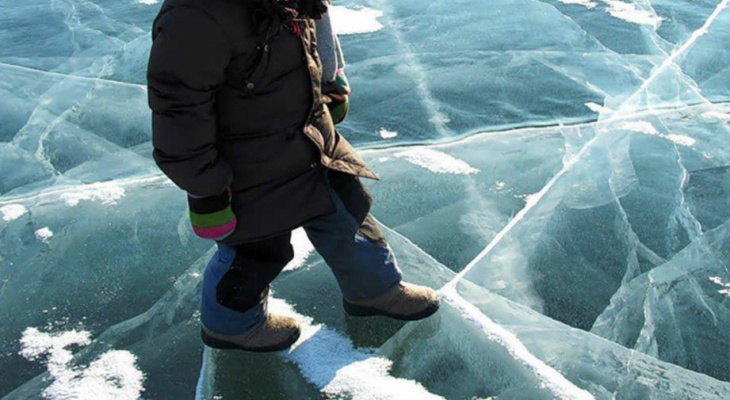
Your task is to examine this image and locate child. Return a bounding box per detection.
[147,0,440,352]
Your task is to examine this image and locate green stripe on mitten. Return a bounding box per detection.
[188,189,236,240]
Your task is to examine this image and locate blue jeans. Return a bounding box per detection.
[200,189,403,335]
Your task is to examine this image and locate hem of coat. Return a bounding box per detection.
[215,185,337,245]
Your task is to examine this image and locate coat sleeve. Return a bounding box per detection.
[147,6,233,197]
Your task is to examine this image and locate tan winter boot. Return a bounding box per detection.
[201,314,301,352]
[343,283,440,321]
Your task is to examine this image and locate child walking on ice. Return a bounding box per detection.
[147,0,440,352]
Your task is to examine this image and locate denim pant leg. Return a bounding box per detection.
[201,233,293,335]
[303,190,403,301]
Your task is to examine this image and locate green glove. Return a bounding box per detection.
[326,92,349,125]
[333,68,351,95]
[325,68,351,124]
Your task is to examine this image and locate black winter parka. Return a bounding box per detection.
[147,0,377,244]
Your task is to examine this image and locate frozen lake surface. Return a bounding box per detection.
[1,0,729,398]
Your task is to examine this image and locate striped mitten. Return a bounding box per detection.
[188,189,237,241]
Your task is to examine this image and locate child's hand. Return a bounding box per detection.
[333,68,351,95]
[187,189,237,241]
[326,92,349,125]
[325,69,351,124]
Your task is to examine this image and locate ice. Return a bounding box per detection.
[382,280,730,399]
[2,0,730,398]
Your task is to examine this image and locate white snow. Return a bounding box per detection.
[585,102,613,114]
[619,121,696,147]
[35,227,54,243]
[603,0,663,28]
[710,277,730,298]
[1,204,28,221]
[379,128,399,139]
[283,228,315,272]
[395,148,480,175]
[665,134,696,147]
[272,298,444,400]
[556,0,598,8]
[60,183,125,207]
[330,6,384,35]
[137,0,158,4]
[20,328,145,400]
[620,121,659,135]
[702,110,730,121]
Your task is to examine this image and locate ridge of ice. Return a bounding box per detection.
[442,289,596,400]
[0,175,168,207]
[59,182,126,207]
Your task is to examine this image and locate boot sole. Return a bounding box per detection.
[342,299,440,321]
[201,329,301,353]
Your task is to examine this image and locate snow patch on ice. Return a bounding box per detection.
[330,6,384,35]
[395,148,480,175]
[620,121,659,135]
[1,204,28,221]
[557,0,598,9]
[138,0,159,4]
[710,276,730,298]
[702,110,730,121]
[35,227,54,243]
[20,328,145,400]
[283,228,315,272]
[379,128,399,139]
[603,0,663,28]
[585,102,612,114]
[272,298,444,400]
[60,183,125,207]
[620,121,696,146]
[665,134,696,147]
